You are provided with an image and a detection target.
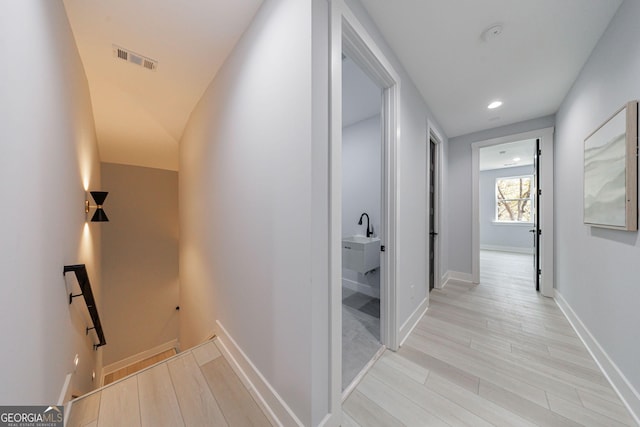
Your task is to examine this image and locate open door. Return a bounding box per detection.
[531,138,541,291]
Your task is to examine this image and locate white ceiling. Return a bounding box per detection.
[63,0,263,171]
[63,1,623,170]
[343,56,381,127]
[359,0,622,138]
[480,139,535,171]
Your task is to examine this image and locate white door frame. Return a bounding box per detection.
[428,125,444,289]
[329,0,400,415]
[471,127,555,297]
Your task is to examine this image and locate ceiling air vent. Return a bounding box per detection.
[112,45,157,72]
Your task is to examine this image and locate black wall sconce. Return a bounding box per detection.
[85,191,109,222]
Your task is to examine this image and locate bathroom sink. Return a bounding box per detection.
[343,235,377,245]
[342,235,380,273]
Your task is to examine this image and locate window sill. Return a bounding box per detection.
[491,221,533,227]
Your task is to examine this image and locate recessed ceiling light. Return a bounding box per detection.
[513,157,521,162]
[482,24,504,42]
[488,101,503,109]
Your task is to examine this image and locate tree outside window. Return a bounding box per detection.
[496,176,532,222]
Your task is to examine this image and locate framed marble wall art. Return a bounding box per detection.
[584,101,638,231]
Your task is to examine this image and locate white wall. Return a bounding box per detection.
[480,165,534,252]
[342,116,381,293]
[448,115,554,274]
[342,118,381,239]
[344,0,449,333]
[101,163,179,366]
[555,0,640,403]
[180,0,449,423]
[179,0,315,423]
[342,57,380,127]
[0,2,102,403]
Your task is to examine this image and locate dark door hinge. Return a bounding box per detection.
[380,245,386,252]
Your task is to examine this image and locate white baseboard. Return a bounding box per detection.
[442,270,473,287]
[102,339,179,382]
[555,291,640,425]
[481,244,533,254]
[342,278,380,298]
[316,413,338,427]
[216,321,304,427]
[399,296,429,347]
[341,345,386,401]
[57,373,72,406]
[439,271,450,288]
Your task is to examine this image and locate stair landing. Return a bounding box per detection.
[103,348,177,386]
[66,339,273,426]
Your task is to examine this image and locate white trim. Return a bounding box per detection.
[330,0,400,420]
[316,414,333,427]
[440,271,451,288]
[494,174,534,223]
[64,400,72,427]
[341,345,386,402]
[442,270,474,286]
[398,296,429,347]
[216,321,303,427]
[471,127,554,295]
[555,292,640,425]
[57,372,72,406]
[480,244,534,254]
[491,221,534,227]
[101,339,179,384]
[329,2,343,419]
[342,277,380,298]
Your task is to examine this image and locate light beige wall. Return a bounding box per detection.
[0,1,102,403]
[101,163,179,366]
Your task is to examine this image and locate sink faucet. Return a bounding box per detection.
[358,212,373,238]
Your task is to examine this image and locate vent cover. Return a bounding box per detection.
[112,45,157,71]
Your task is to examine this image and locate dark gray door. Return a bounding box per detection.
[532,138,541,291]
[429,138,437,292]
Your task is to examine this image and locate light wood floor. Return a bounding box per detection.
[67,339,273,427]
[103,348,177,386]
[344,250,638,427]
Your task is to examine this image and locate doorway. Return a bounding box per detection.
[340,53,384,392]
[478,139,536,288]
[471,127,554,296]
[329,0,401,409]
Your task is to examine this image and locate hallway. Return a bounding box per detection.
[343,251,637,426]
[4,1,640,423]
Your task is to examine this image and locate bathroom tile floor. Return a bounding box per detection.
[342,288,382,391]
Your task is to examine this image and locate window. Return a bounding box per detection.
[495,175,532,222]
